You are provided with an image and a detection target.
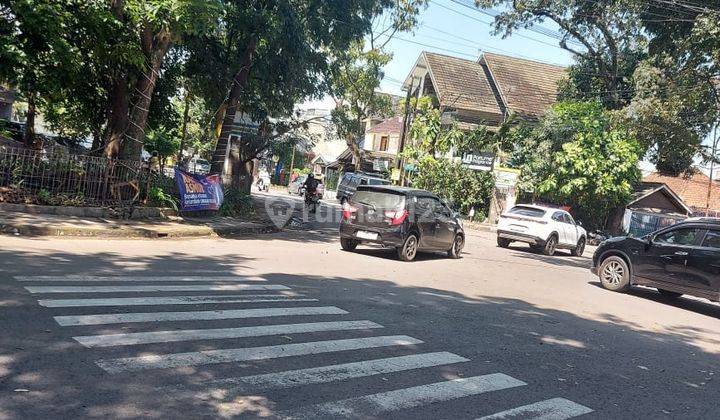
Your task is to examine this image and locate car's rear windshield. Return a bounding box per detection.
[367,178,391,185]
[352,190,405,209]
[508,206,546,218]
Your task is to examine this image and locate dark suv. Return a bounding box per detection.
[339,185,465,261]
[336,172,391,205]
[591,218,720,302]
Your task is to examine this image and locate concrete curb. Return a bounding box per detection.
[0,203,176,219]
[0,219,276,239]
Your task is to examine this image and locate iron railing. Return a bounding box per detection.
[0,145,155,206]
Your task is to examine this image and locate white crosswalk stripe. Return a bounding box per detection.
[287,374,526,418]
[73,320,383,347]
[15,275,267,282]
[477,398,594,419]
[38,295,315,307]
[19,275,593,417]
[54,306,347,326]
[95,335,424,373]
[25,284,289,294]
[164,352,470,395]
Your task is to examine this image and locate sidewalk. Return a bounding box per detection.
[0,209,276,239]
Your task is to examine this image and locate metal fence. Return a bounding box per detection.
[0,145,155,207]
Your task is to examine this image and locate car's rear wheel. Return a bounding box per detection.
[497,237,511,248]
[340,238,359,251]
[448,234,464,259]
[542,235,558,256]
[599,256,630,292]
[398,234,419,262]
[657,289,683,299]
[571,237,586,257]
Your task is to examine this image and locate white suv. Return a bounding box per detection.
[496,205,587,256]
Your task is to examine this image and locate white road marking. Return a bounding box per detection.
[477,398,594,420]
[96,335,423,373]
[169,352,470,395]
[54,306,347,326]
[288,374,526,418]
[14,275,267,282]
[25,284,289,294]
[38,295,315,308]
[74,320,383,347]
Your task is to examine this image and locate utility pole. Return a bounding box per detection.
[288,144,296,186]
[707,123,719,215]
[397,78,415,186]
[178,88,191,165]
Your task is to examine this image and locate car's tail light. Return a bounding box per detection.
[342,202,357,220]
[384,209,408,225]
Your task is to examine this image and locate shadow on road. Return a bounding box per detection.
[501,245,592,270]
[587,280,720,320]
[0,248,719,418]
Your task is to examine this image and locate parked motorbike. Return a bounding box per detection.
[256,174,271,192]
[588,230,611,246]
[304,183,324,213]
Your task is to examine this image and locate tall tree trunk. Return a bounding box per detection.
[210,39,258,178]
[345,133,363,171]
[120,29,172,160]
[103,77,130,158]
[23,91,38,149]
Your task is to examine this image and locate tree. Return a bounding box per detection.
[104,0,221,160]
[199,0,414,192]
[402,96,494,216]
[479,0,647,110]
[0,0,106,148]
[533,102,642,229]
[329,0,427,169]
[621,60,717,175]
[330,45,393,169]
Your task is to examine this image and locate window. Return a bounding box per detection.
[702,230,720,249]
[379,136,389,152]
[508,206,546,218]
[563,213,576,225]
[552,212,564,222]
[655,228,703,246]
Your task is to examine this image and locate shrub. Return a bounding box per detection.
[219,187,254,217]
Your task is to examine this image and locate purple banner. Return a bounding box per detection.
[175,168,224,211]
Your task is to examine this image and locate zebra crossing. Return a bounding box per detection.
[18,275,594,419]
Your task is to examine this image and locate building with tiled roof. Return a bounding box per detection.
[403,51,567,131]
[643,171,720,216]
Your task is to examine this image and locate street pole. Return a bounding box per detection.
[397,78,416,186]
[707,123,719,215]
[288,144,296,186]
[178,88,191,165]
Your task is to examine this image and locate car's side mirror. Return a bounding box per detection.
[576,220,583,227]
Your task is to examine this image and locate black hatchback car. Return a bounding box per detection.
[339,185,465,261]
[591,218,720,302]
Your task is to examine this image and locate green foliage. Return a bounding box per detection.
[412,156,494,215]
[531,101,642,229]
[147,186,178,211]
[402,96,495,215]
[144,128,180,161]
[218,187,253,218]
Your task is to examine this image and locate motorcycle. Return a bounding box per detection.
[304,183,324,213]
[256,173,271,192]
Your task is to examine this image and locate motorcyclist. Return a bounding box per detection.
[303,173,319,195]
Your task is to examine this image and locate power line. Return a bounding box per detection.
[448,0,586,48]
[429,0,567,50]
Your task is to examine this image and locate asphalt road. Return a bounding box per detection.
[1,196,719,419]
